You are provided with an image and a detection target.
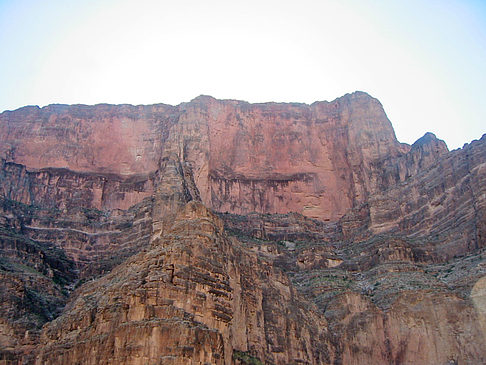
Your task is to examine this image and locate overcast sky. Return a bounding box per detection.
[1,0,485,149]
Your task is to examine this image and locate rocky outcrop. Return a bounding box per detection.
[0,163,154,362]
[362,134,486,260]
[0,199,76,363]
[324,290,485,365]
[187,93,406,220]
[0,166,154,276]
[1,92,409,220]
[0,103,177,175]
[0,160,154,211]
[1,93,485,364]
[36,202,331,365]
[34,202,486,365]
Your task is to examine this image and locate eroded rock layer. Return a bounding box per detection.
[1,92,409,221]
[0,93,485,364]
[37,202,331,365]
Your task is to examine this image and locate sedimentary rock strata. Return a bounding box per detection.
[0,92,485,364]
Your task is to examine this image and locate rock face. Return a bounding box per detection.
[37,202,330,365]
[171,93,408,221]
[363,134,486,259]
[0,92,485,364]
[35,201,486,365]
[1,92,406,221]
[0,103,176,175]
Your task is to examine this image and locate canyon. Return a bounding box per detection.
[0,91,485,364]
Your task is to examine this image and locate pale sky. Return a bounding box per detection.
[1,0,485,149]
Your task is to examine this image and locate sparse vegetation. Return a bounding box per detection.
[232,350,264,365]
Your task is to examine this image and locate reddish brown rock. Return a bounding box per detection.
[1,93,486,364]
[180,92,405,220]
[324,291,485,364]
[359,134,486,260]
[34,202,486,365]
[0,103,176,175]
[0,160,154,211]
[36,202,330,365]
[0,204,75,364]
[1,92,407,220]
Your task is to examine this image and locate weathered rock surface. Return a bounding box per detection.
[0,160,154,211]
[34,202,486,365]
[0,93,485,364]
[0,163,154,276]
[1,92,408,220]
[0,103,176,175]
[361,134,486,260]
[36,202,330,365]
[178,93,407,221]
[0,199,76,363]
[0,162,154,362]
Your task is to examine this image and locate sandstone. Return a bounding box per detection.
[1,92,407,220]
[0,94,485,364]
[36,202,330,365]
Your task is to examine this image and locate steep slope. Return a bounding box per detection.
[0,198,76,363]
[0,103,176,176]
[0,163,154,362]
[37,201,330,365]
[0,93,485,364]
[352,133,486,259]
[151,92,411,221]
[1,92,408,220]
[36,201,486,365]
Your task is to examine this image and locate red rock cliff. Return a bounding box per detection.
[1,93,485,365]
[1,92,409,221]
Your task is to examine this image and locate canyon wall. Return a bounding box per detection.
[1,92,409,221]
[1,93,485,364]
[0,103,177,175]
